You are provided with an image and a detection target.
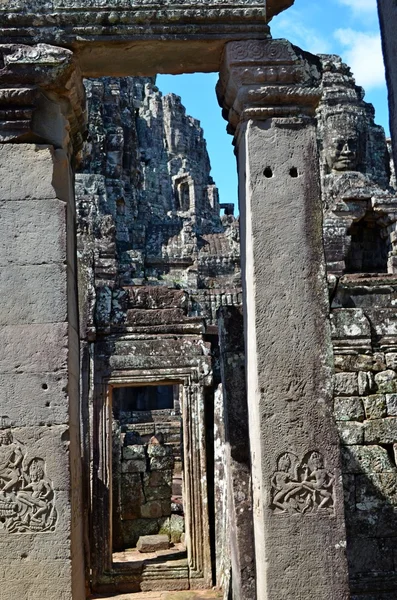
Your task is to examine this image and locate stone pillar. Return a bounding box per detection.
[377,0,397,175]
[217,306,255,600]
[0,44,86,599]
[217,40,350,599]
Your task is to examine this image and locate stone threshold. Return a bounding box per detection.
[89,591,221,599]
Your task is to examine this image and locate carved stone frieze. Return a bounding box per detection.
[217,39,322,135]
[0,429,57,534]
[0,43,86,152]
[0,1,293,47]
[270,451,335,515]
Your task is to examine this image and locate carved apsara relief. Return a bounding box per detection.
[270,451,335,514]
[0,430,57,533]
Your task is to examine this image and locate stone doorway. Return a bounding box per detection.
[111,383,186,569]
[91,368,212,594]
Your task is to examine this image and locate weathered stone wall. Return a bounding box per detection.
[318,54,397,598]
[0,144,85,600]
[0,44,87,600]
[112,386,183,550]
[76,76,241,337]
[331,278,397,598]
[75,53,397,597]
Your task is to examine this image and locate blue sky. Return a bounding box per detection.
[158,0,388,210]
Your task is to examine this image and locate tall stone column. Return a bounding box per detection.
[217,40,350,599]
[0,45,86,599]
[377,0,397,175]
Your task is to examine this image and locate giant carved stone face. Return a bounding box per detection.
[323,114,365,173]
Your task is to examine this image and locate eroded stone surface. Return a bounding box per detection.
[219,39,349,600]
[317,55,396,277]
[0,1,293,70]
[137,535,170,553]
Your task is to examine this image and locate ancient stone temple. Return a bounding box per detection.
[1,1,397,599]
[75,76,241,592]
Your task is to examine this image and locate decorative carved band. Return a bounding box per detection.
[0,44,86,151]
[0,1,293,44]
[217,39,322,135]
[228,39,297,63]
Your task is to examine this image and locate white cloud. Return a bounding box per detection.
[338,0,376,12]
[334,28,385,90]
[273,13,332,55]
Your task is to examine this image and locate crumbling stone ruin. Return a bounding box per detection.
[2,0,397,598]
[75,62,397,598]
[75,75,241,593]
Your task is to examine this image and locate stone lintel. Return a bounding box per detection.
[0,2,294,70]
[217,38,322,137]
[0,44,86,154]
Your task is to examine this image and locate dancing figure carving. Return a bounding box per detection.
[0,430,57,533]
[270,451,335,514]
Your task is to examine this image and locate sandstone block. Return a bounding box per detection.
[144,470,173,488]
[0,145,68,202]
[386,353,397,370]
[0,324,68,373]
[341,445,396,474]
[149,455,174,471]
[358,371,372,396]
[331,309,371,339]
[147,443,174,470]
[120,474,145,520]
[0,560,74,600]
[356,473,397,510]
[160,514,185,543]
[125,308,187,326]
[122,445,146,460]
[127,287,188,310]
[0,264,67,325]
[363,395,387,420]
[144,485,172,501]
[347,538,394,575]
[342,474,356,511]
[375,370,397,393]
[334,354,378,373]
[140,501,163,519]
[386,394,397,416]
[136,534,169,553]
[0,200,66,267]
[121,518,160,547]
[337,422,364,445]
[373,352,387,372]
[121,459,146,473]
[364,418,397,444]
[147,444,172,457]
[334,372,359,396]
[0,372,68,426]
[334,396,364,421]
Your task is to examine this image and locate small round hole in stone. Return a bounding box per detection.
[290,167,298,178]
[264,167,273,178]
[42,383,48,390]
